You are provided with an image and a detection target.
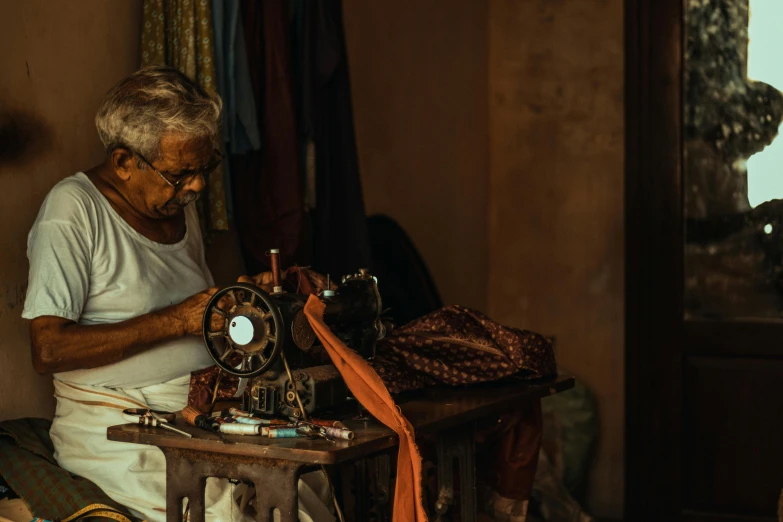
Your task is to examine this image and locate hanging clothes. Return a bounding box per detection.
[232,0,304,273]
[292,0,372,278]
[211,0,262,156]
[211,0,262,221]
[141,0,229,232]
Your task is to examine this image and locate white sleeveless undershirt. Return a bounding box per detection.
[22,172,215,389]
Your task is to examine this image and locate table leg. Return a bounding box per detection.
[350,454,393,522]
[247,463,299,522]
[375,454,392,522]
[162,448,304,522]
[435,425,477,522]
[163,450,206,522]
[352,458,367,521]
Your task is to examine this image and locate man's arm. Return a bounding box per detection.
[30,287,216,374]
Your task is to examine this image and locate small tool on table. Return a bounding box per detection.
[122,408,192,438]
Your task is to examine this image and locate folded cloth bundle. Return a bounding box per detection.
[371,304,556,394]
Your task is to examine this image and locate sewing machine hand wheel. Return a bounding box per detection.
[202,283,285,378]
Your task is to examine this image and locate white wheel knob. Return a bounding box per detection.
[229,315,254,346]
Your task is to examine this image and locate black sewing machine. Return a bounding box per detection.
[200,252,384,418]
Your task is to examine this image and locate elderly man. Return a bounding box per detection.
[22,66,332,522]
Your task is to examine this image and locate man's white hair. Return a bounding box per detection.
[95,65,222,161]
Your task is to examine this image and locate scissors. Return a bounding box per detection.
[122,408,192,438]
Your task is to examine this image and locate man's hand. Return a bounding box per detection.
[30,287,219,374]
[237,272,275,293]
[170,287,219,335]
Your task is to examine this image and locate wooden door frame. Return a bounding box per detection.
[625,0,685,518]
[627,0,783,518]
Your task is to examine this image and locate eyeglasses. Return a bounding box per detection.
[132,148,224,190]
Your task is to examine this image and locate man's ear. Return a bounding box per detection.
[110,148,135,181]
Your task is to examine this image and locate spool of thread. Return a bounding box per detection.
[235,417,289,426]
[259,425,296,436]
[322,427,355,441]
[269,249,282,293]
[219,423,262,435]
[261,425,296,434]
[266,427,300,439]
[234,417,264,425]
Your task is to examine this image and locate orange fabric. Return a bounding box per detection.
[303,295,427,522]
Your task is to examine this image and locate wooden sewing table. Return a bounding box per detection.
[107,375,573,522]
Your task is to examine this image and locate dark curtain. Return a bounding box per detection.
[232,0,303,274]
[293,0,371,279]
[233,0,370,279]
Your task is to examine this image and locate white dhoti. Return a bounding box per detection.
[50,377,335,522]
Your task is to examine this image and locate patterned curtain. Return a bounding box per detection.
[140,0,229,232]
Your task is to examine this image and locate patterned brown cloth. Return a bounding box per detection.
[372,305,556,394]
[187,365,240,413]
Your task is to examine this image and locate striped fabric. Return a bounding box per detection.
[0,418,138,522]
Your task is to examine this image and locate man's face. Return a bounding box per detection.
[127,134,214,219]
